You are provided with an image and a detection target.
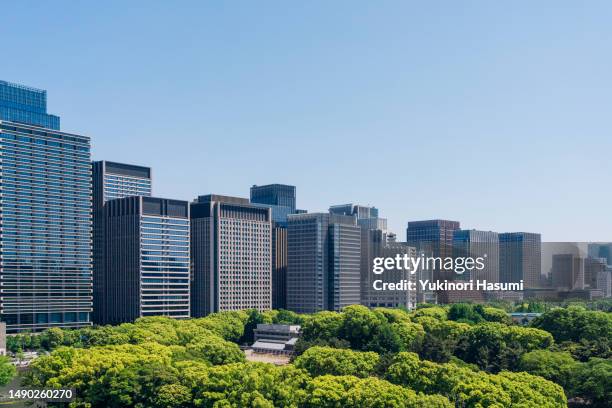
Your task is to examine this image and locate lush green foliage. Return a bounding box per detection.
[530,307,612,351]
[455,322,554,372]
[14,302,611,407]
[294,346,380,377]
[386,352,567,407]
[0,356,16,385]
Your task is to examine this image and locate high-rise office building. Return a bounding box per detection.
[272,227,288,309]
[0,81,91,333]
[104,196,190,324]
[452,230,500,282]
[250,184,297,224]
[360,229,417,309]
[330,204,415,309]
[329,204,387,231]
[499,232,541,289]
[596,266,612,298]
[191,195,272,317]
[92,161,152,324]
[250,184,296,212]
[406,220,460,271]
[588,243,612,266]
[584,257,607,289]
[286,213,361,313]
[449,229,499,302]
[250,184,298,309]
[551,254,584,290]
[406,219,460,303]
[0,80,60,130]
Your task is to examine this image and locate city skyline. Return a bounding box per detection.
[2,2,611,241]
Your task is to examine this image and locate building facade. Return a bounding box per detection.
[406,219,460,303]
[92,161,152,323]
[0,121,92,332]
[250,184,298,309]
[250,184,296,214]
[499,232,541,288]
[552,254,584,290]
[272,226,288,309]
[104,196,190,324]
[361,229,417,309]
[286,213,361,313]
[0,80,60,130]
[191,195,272,317]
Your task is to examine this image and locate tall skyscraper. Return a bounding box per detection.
[447,229,498,302]
[360,229,417,309]
[191,195,272,317]
[0,80,60,130]
[250,184,296,224]
[104,196,190,324]
[552,254,585,290]
[92,161,152,324]
[588,243,612,266]
[329,204,387,230]
[407,219,460,303]
[0,81,91,333]
[271,227,288,309]
[250,184,298,309]
[330,204,415,309]
[286,213,361,313]
[406,220,460,269]
[499,232,541,288]
[452,230,500,282]
[584,256,607,289]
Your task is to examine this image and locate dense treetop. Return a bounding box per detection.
[10,301,610,407]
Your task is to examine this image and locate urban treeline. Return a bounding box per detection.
[3,301,610,407]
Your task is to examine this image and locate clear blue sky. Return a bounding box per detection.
[2,1,611,241]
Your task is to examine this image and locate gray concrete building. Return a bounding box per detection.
[499,232,541,289]
[190,195,272,317]
[286,213,361,313]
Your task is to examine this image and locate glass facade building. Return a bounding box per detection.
[0,81,60,130]
[0,121,92,333]
[104,197,190,324]
[92,161,152,324]
[499,232,541,289]
[250,184,296,213]
[286,213,361,313]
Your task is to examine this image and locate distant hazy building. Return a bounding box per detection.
[92,161,152,324]
[588,243,612,266]
[287,213,361,313]
[104,196,190,324]
[552,254,584,290]
[0,81,92,333]
[584,257,607,289]
[499,232,541,288]
[329,204,388,231]
[191,195,272,316]
[596,267,612,298]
